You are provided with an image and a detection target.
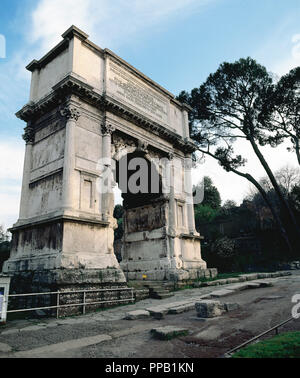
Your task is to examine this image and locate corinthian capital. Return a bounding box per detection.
[137,139,149,153]
[101,121,115,136]
[60,106,81,121]
[22,125,35,144]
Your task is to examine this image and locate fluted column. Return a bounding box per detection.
[19,124,34,220]
[101,120,115,222]
[60,105,81,210]
[167,153,176,236]
[185,157,196,234]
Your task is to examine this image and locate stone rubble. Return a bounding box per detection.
[124,310,150,320]
[151,326,189,340]
[195,300,225,318]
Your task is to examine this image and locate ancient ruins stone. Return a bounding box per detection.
[257,273,272,279]
[226,278,240,284]
[215,279,228,285]
[240,274,258,281]
[0,342,12,353]
[146,306,168,319]
[254,280,274,287]
[4,25,212,297]
[202,281,219,287]
[271,272,281,278]
[168,303,195,314]
[224,303,240,312]
[210,289,235,298]
[151,326,189,340]
[209,268,218,278]
[124,310,150,320]
[226,283,250,291]
[195,300,225,318]
[246,282,261,289]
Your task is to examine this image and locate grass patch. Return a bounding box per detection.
[232,331,300,358]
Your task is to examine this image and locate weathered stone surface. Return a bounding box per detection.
[19,324,48,332]
[226,283,250,291]
[209,268,218,279]
[168,303,195,314]
[4,27,214,293]
[198,294,212,300]
[257,273,272,279]
[0,329,19,336]
[210,289,235,298]
[246,282,261,289]
[253,280,273,287]
[270,272,281,278]
[224,303,240,312]
[0,342,12,353]
[240,274,258,281]
[214,279,228,285]
[195,300,225,318]
[260,295,283,300]
[124,310,150,320]
[151,326,189,340]
[280,271,292,276]
[226,278,240,284]
[146,306,168,319]
[201,281,219,287]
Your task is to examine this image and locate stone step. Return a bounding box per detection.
[124,310,150,320]
[149,287,166,293]
[151,292,174,299]
[210,289,235,298]
[168,303,195,314]
[146,306,168,319]
[151,326,189,340]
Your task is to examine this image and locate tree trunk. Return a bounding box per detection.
[198,148,294,254]
[249,136,300,239]
[294,137,300,166]
[243,172,293,254]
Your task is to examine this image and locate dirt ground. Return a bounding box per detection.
[0,272,300,358]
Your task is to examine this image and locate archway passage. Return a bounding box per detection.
[116,151,164,210]
[114,151,171,280]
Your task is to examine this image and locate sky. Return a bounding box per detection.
[1,0,300,229]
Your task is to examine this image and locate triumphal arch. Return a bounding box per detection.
[3,26,209,292]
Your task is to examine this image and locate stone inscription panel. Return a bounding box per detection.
[126,202,166,233]
[107,59,169,125]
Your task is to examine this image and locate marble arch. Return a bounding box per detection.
[3,26,212,293]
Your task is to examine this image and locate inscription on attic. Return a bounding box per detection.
[107,60,169,124]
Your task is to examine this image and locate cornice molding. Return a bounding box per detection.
[16,75,197,153]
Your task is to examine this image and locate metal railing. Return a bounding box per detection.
[225,316,297,357]
[7,287,135,319]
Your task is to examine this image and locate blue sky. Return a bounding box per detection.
[1,0,300,229]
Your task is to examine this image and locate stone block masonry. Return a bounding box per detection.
[3,26,211,308]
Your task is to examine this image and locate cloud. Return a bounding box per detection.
[0,139,24,229]
[254,13,300,77]
[271,33,300,76]
[29,0,212,52]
